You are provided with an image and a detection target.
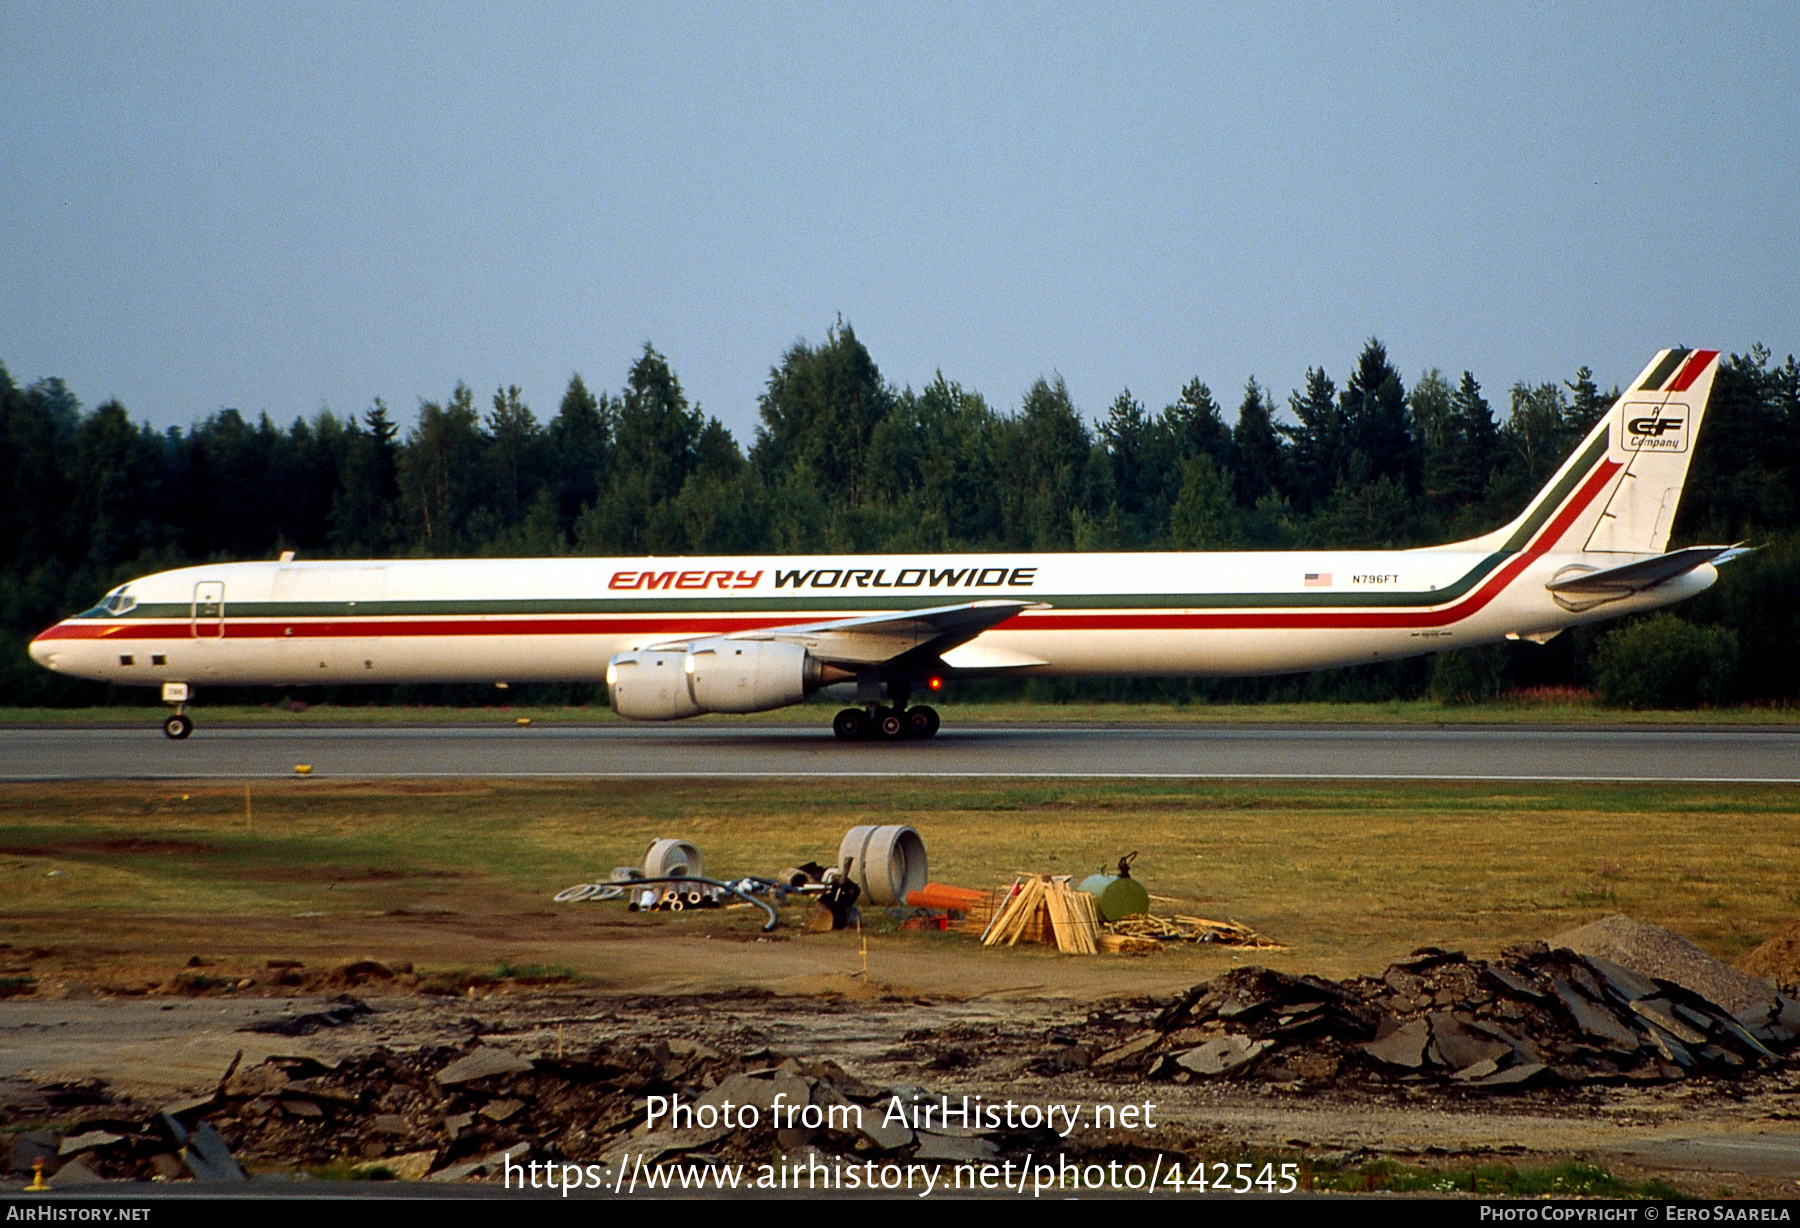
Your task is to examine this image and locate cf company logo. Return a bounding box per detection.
[1621,402,1688,452]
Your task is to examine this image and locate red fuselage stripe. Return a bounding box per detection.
[36,460,1619,645]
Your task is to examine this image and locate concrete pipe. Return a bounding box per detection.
[643,838,705,880]
[838,825,929,906]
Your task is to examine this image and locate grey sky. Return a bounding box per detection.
[4,3,1796,443]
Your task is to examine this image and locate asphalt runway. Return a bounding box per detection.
[3,722,1798,782]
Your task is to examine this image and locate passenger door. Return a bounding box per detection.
[192,581,225,639]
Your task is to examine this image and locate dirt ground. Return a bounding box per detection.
[7,774,1800,1194]
[7,902,1800,1196]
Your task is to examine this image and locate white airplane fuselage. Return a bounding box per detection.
[24,545,1714,691]
[27,348,1730,735]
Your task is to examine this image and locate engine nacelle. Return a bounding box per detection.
[685,639,813,713]
[606,651,704,720]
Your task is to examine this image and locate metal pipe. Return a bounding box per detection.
[616,875,780,932]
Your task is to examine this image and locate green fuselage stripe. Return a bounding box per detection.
[81,435,1607,623]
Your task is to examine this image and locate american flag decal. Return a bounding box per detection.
[1305,573,1332,587]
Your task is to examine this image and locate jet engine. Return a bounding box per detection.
[605,651,703,720]
[606,639,850,720]
[685,639,814,713]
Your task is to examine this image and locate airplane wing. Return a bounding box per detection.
[648,599,1045,667]
[1545,544,1748,596]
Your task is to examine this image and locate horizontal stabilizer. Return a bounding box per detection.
[1545,545,1740,596]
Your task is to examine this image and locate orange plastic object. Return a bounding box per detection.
[905,883,987,912]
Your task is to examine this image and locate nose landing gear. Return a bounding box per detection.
[161,682,193,739]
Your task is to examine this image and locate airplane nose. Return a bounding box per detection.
[29,631,60,671]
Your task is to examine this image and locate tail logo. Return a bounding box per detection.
[1622,402,1689,452]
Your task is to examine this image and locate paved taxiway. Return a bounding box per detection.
[3,723,1797,781]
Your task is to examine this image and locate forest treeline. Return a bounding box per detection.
[3,327,1797,708]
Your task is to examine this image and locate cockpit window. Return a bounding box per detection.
[80,590,138,618]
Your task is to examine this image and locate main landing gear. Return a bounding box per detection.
[832,705,940,743]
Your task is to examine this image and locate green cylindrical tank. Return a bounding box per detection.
[1078,873,1150,922]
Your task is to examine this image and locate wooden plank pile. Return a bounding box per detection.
[1107,914,1286,949]
[954,885,1051,942]
[952,880,1280,956]
[1097,932,1163,956]
[980,875,1101,955]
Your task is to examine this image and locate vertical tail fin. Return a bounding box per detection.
[1582,348,1719,554]
[1470,349,1720,559]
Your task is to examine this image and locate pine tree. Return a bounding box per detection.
[1408,368,1454,506]
[1563,366,1615,437]
[1340,338,1418,494]
[1164,378,1233,466]
[1167,453,1237,549]
[547,374,611,539]
[1444,371,1497,509]
[1501,382,1569,488]
[617,344,704,507]
[330,399,401,555]
[399,383,483,552]
[1099,388,1151,533]
[752,321,892,510]
[1281,367,1340,514]
[485,384,543,532]
[999,376,1091,549]
[1231,377,1284,508]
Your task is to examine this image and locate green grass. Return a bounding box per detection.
[5,777,1799,980]
[493,962,578,982]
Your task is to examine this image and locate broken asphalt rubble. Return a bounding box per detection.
[6,917,1794,1183]
[1079,918,1800,1089]
[3,1034,1048,1184]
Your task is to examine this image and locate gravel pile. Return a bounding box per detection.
[1552,914,1778,1017]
